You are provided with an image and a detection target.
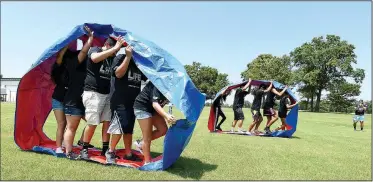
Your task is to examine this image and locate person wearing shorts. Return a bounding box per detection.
[80,36,126,159]
[62,26,94,160]
[50,47,69,155]
[263,86,288,134]
[353,100,367,131]
[275,92,298,131]
[105,48,147,164]
[246,82,273,135]
[133,82,176,165]
[231,79,252,133]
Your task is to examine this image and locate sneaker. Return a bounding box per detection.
[105,151,116,164]
[80,149,89,160]
[66,151,80,160]
[56,147,63,154]
[216,127,222,131]
[237,130,245,134]
[77,140,95,148]
[245,131,252,135]
[229,129,234,133]
[134,140,143,154]
[124,153,142,162]
[264,127,271,134]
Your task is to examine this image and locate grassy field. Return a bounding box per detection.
[1,102,371,180]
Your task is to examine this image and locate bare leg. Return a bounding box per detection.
[53,110,66,149]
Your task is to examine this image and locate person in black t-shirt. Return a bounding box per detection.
[263,86,288,134]
[246,82,273,135]
[231,79,252,133]
[213,89,230,131]
[275,92,298,131]
[133,82,176,165]
[105,49,147,164]
[50,46,69,155]
[80,36,126,159]
[353,100,368,131]
[62,26,94,160]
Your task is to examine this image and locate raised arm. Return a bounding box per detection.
[78,26,94,63]
[272,85,288,96]
[90,36,124,63]
[56,46,69,65]
[263,82,273,93]
[115,47,133,78]
[242,78,252,91]
[286,100,299,109]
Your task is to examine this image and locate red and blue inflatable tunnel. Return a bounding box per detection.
[208,80,299,138]
[14,23,206,171]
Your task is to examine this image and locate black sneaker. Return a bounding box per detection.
[77,140,95,148]
[66,152,80,160]
[264,127,271,134]
[124,153,142,162]
[80,149,89,160]
[105,151,116,164]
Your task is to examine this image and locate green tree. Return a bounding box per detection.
[185,62,229,99]
[290,35,365,112]
[327,82,361,113]
[241,54,294,85]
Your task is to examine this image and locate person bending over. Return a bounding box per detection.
[105,47,147,164]
[353,100,367,131]
[275,92,298,131]
[231,79,252,133]
[80,36,125,159]
[246,82,273,135]
[133,82,176,165]
[263,86,288,134]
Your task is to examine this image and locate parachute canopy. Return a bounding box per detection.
[14,23,205,170]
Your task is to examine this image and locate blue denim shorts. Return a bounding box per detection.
[134,109,153,120]
[64,106,84,116]
[353,115,365,122]
[52,99,64,111]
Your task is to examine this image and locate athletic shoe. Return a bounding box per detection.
[216,127,222,131]
[55,147,63,154]
[237,130,245,134]
[124,153,142,161]
[66,152,80,160]
[134,140,143,154]
[80,149,89,160]
[245,131,252,136]
[264,127,271,134]
[77,140,95,148]
[105,151,116,164]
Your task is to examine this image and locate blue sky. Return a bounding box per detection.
[1,2,371,100]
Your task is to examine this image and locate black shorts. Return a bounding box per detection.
[278,111,287,118]
[251,109,262,120]
[263,107,276,116]
[233,107,245,120]
[107,107,136,134]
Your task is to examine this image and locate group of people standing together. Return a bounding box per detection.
[213,78,299,135]
[50,26,176,165]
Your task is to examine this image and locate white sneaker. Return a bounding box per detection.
[245,131,252,135]
[237,130,244,134]
[55,147,63,154]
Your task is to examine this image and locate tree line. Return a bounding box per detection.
[185,34,371,114]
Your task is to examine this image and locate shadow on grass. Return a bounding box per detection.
[291,136,301,139]
[165,155,218,180]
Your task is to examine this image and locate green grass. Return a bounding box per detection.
[1,103,371,180]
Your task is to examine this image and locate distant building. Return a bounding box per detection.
[1,78,21,102]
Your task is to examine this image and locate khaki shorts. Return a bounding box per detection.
[82,91,111,125]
